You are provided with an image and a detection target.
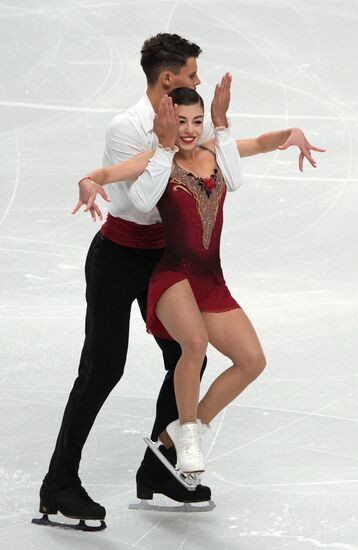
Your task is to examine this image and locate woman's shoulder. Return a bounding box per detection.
[199,139,215,156]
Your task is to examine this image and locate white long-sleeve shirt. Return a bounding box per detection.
[103,94,242,220]
[103,94,213,225]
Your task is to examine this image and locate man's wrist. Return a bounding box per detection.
[157,143,179,152]
[212,117,228,129]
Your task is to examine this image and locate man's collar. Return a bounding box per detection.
[133,94,155,135]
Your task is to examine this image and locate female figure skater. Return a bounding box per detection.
[77,81,266,475]
[139,86,266,475]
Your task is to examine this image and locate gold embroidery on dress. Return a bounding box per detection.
[172,183,192,196]
[171,164,225,250]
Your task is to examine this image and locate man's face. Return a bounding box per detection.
[169,57,201,91]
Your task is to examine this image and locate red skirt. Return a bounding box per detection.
[147,269,240,340]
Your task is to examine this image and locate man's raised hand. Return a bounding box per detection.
[211,72,232,128]
[153,95,179,148]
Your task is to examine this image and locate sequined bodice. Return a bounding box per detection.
[170,161,225,250]
[155,155,227,275]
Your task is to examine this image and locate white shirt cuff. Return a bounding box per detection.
[214,125,234,146]
[151,146,177,167]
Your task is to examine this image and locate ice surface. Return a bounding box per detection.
[1,1,357,549]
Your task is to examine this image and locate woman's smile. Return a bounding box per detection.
[180,136,196,145]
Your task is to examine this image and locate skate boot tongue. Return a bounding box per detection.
[176,421,205,474]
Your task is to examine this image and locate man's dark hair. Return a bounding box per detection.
[168,87,204,110]
[141,33,202,85]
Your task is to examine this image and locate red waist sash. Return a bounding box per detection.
[100,213,166,249]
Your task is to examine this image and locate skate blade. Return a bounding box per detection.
[31,514,106,532]
[129,499,216,513]
[143,437,198,491]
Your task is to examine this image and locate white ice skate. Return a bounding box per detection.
[167,419,205,474]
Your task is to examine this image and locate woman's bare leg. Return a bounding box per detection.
[155,279,208,423]
[198,308,266,425]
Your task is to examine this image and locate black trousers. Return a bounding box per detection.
[46,232,206,489]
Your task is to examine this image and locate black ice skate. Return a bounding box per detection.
[32,483,106,531]
[143,437,201,491]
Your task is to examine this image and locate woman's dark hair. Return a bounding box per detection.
[168,87,204,110]
[141,33,202,85]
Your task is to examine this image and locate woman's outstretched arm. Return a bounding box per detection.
[72,150,154,220]
[72,96,179,221]
[79,150,155,188]
[236,128,326,170]
[207,74,325,170]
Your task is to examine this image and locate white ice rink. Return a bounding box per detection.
[1,1,357,548]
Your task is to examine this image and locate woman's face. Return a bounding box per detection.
[175,102,204,152]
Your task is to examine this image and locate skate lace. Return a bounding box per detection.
[184,472,202,485]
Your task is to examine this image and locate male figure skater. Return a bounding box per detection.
[36,33,324,529]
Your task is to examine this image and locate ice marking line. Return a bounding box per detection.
[0,0,178,17]
[207,51,355,129]
[232,403,358,425]
[71,0,125,103]
[33,206,108,242]
[271,440,358,462]
[246,480,358,488]
[244,174,358,183]
[1,100,349,119]
[0,248,80,260]
[295,538,358,549]
[177,530,190,550]
[7,207,70,211]
[0,389,155,400]
[205,407,226,461]
[329,518,358,536]
[0,101,121,113]
[128,522,160,550]
[195,6,290,126]
[208,389,358,463]
[284,0,322,77]
[0,126,20,227]
[58,0,116,115]
[165,0,180,31]
[0,235,85,251]
[193,7,289,201]
[0,279,81,294]
[225,181,352,262]
[0,6,125,138]
[212,471,358,490]
[28,32,63,77]
[223,184,348,234]
[0,246,81,259]
[289,104,354,241]
[265,536,358,550]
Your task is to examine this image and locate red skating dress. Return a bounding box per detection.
[147,149,240,340]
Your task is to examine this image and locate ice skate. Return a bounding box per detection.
[143,437,201,490]
[167,419,205,474]
[135,457,211,503]
[32,482,106,531]
[133,444,212,510]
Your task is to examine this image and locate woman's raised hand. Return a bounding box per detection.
[211,73,232,128]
